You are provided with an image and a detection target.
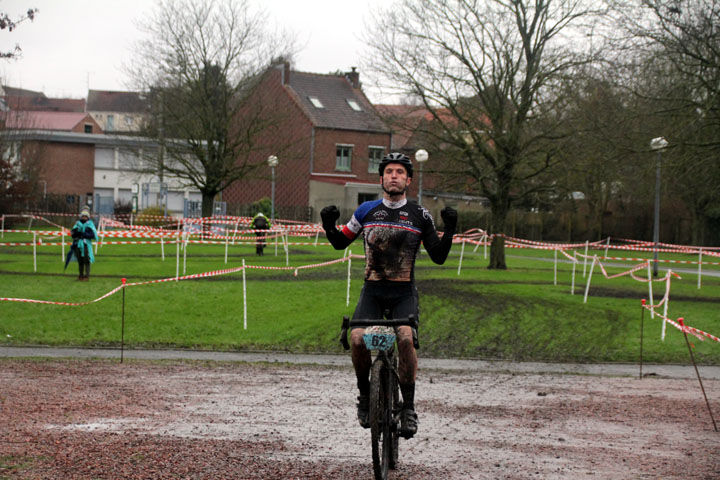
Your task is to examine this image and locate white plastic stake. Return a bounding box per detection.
[232,218,241,245]
[583,255,597,303]
[224,227,229,264]
[175,232,180,281]
[33,232,37,272]
[582,240,589,277]
[161,235,165,261]
[314,230,320,247]
[604,237,610,258]
[647,261,654,320]
[484,235,488,259]
[275,229,279,256]
[661,271,670,341]
[553,248,558,286]
[61,231,65,262]
[571,251,577,295]
[284,232,289,266]
[1,214,4,238]
[242,259,247,330]
[183,233,188,275]
[698,249,703,289]
[457,239,466,276]
[346,250,352,307]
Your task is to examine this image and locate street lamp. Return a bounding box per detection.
[267,155,279,222]
[650,136,668,277]
[415,149,428,205]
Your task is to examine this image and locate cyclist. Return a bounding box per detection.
[321,152,457,439]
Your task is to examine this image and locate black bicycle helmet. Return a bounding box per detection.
[378,152,414,177]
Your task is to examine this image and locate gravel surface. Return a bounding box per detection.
[1,358,719,479]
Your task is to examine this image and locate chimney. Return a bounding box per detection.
[276,61,291,85]
[345,67,360,88]
[282,62,290,85]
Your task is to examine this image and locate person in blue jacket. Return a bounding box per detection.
[65,206,99,281]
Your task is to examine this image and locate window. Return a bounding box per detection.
[124,115,134,126]
[368,147,384,173]
[347,99,362,111]
[308,96,324,108]
[106,115,114,131]
[84,124,93,133]
[336,145,352,171]
[358,193,378,205]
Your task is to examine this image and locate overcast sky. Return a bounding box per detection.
[0,0,385,101]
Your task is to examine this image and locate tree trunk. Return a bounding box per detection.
[489,235,507,269]
[201,191,216,218]
[488,205,508,269]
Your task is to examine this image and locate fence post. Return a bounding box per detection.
[647,262,654,321]
[1,214,4,239]
[583,255,597,303]
[457,238,466,276]
[553,248,558,286]
[33,231,37,272]
[571,251,577,295]
[678,318,718,432]
[242,259,247,330]
[120,278,126,364]
[697,248,703,290]
[346,250,352,307]
[582,240,589,277]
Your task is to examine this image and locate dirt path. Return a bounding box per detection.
[1,359,719,479]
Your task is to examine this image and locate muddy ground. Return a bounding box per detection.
[1,359,719,479]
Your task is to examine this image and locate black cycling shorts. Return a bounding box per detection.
[352,281,419,328]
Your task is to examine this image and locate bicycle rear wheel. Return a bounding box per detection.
[370,359,392,480]
[389,354,400,470]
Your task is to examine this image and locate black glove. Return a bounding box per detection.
[71,228,81,239]
[83,229,96,239]
[440,206,458,233]
[320,205,340,231]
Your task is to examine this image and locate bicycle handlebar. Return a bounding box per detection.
[339,315,419,351]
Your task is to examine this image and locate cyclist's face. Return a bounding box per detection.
[381,164,411,196]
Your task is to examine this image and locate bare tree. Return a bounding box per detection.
[0,7,38,59]
[128,0,295,217]
[364,0,603,268]
[604,0,720,244]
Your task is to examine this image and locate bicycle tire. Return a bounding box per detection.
[370,359,391,480]
[389,354,400,470]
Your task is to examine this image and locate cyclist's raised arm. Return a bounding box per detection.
[321,205,354,250]
[421,206,457,265]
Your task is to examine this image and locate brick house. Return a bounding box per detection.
[223,64,402,221]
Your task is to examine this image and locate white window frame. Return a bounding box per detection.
[336,144,353,172]
[308,96,324,108]
[368,146,385,173]
[347,99,362,111]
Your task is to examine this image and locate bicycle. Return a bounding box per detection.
[340,314,419,480]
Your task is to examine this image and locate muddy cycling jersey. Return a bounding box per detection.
[339,198,449,282]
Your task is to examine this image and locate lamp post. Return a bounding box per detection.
[415,149,428,205]
[267,155,279,222]
[650,137,668,277]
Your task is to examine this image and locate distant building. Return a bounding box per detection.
[86,90,150,133]
[1,111,102,133]
[224,64,394,221]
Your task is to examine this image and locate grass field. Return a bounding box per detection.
[1,228,719,365]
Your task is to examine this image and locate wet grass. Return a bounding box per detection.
[1,229,719,364]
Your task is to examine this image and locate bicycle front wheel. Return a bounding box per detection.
[370,359,392,480]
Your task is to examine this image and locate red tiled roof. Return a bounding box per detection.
[1,111,99,131]
[87,90,149,113]
[3,95,86,112]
